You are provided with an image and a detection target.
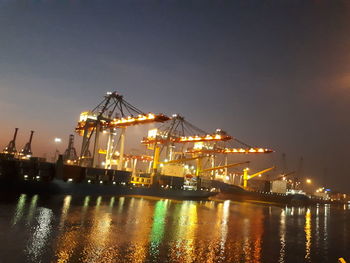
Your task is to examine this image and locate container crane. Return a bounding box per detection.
[243,166,276,189]
[3,128,19,154]
[75,91,169,168]
[142,115,232,149]
[142,114,233,177]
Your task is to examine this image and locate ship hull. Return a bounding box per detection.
[216,183,329,206]
[0,155,217,200]
[0,178,217,200]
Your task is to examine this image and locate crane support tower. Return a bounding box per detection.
[3,128,19,154]
[63,134,78,164]
[20,131,34,158]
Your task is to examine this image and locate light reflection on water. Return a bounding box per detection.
[1,195,349,262]
[304,209,311,262]
[12,193,26,226]
[25,207,53,261]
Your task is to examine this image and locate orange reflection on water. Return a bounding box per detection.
[55,195,80,263]
[195,201,226,262]
[169,201,198,263]
[304,208,312,262]
[279,209,286,263]
[242,204,264,263]
[123,198,154,263]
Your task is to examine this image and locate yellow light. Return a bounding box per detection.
[306,179,312,184]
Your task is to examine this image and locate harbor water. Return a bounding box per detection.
[0,194,349,263]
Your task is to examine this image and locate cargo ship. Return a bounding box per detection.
[0,153,218,200]
[210,176,336,206]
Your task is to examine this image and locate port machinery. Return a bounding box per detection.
[63,134,78,164]
[2,128,35,159]
[141,114,273,185]
[75,91,169,168]
[3,128,19,155]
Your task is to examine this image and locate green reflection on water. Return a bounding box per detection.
[109,196,115,207]
[150,200,167,244]
[12,194,27,226]
[27,194,38,225]
[59,195,72,230]
[149,200,168,260]
[83,196,90,207]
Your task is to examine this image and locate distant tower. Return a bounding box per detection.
[281,153,288,175]
[63,134,78,163]
[294,157,304,189]
[20,131,34,158]
[3,128,19,154]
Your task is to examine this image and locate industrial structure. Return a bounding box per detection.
[2,129,35,159]
[1,91,347,203]
[19,131,34,159]
[3,128,19,155]
[63,134,78,164]
[75,91,169,168]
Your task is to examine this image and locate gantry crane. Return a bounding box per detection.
[3,128,19,154]
[75,91,169,168]
[142,114,232,157]
[242,166,276,189]
[183,132,273,180]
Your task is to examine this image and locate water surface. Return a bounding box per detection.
[0,194,349,262]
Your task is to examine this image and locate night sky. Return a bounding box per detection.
[0,0,349,192]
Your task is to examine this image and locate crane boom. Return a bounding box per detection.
[243,166,276,188]
[186,148,273,154]
[249,166,276,179]
[159,155,205,164]
[274,171,296,181]
[201,161,250,173]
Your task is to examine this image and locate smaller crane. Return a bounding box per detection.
[63,134,78,164]
[200,161,250,173]
[19,131,34,158]
[273,171,296,181]
[3,128,19,154]
[243,166,276,189]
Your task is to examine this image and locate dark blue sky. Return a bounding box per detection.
[1,0,350,191]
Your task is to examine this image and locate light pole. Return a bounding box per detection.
[53,137,62,162]
[303,178,312,194]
